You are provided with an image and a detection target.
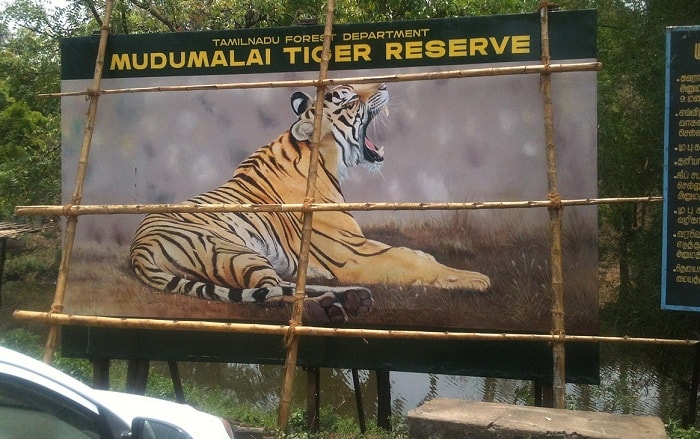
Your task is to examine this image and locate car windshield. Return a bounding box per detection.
[0,375,105,439]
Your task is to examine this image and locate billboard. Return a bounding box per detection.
[60,11,597,339]
[663,26,700,311]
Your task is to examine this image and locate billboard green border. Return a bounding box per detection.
[62,326,599,383]
[61,10,596,80]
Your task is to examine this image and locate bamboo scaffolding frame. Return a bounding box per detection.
[17,0,671,427]
[15,196,662,217]
[41,0,114,364]
[12,310,698,347]
[40,62,600,98]
[539,2,566,409]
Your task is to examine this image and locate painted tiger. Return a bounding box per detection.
[130,83,491,323]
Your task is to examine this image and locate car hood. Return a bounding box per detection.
[91,389,232,438]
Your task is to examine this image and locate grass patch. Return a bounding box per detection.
[2,225,60,282]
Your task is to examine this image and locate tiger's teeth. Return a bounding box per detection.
[378,145,385,156]
[383,107,389,117]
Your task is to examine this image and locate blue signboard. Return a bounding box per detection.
[663,26,700,310]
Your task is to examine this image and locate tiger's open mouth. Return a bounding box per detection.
[362,105,387,163]
[363,138,384,163]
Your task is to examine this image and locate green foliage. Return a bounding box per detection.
[555,0,700,336]
[668,420,700,439]
[282,407,407,438]
[52,354,95,383]
[593,0,667,301]
[0,13,61,220]
[1,227,60,281]
[0,5,63,115]
[0,328,43,357]
[2,0,545,36]
[338,0,538,23]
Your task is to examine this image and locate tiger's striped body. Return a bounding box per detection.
[130,84,490,322]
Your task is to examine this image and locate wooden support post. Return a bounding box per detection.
[686,316,700,426]
[126,359,150,395]
[533,380,554,408]
[352,369,367,434]
[376,369,391,431]
[542,383,554,408]
[91,358,110,389]
[534,380,542,407]
[0,237,6,308]
[168,361,186,403]
[305,367,320,432]
[689,345,699,427]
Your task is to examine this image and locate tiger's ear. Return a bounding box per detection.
[290,91,314,141]
[291,91,312,116]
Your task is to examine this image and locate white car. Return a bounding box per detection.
[0,346,234,439]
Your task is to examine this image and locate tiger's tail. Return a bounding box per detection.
[132,266,372,323]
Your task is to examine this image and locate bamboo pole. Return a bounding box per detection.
[42,0,114,364]
[539,2,567,409]
[15,196,663,217]
[40,62,601,98]
[277,1,335,430]
[12,310,699,347]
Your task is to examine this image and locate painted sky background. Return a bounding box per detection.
[61,62,597,242]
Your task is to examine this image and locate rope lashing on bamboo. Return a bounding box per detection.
[284,319,300,349]
[60,204,78,216]
[547,192,563,212]
[538,0,559,10]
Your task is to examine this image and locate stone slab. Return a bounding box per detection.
[406,398,666,439]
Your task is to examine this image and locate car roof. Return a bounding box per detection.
[0,346,97,395]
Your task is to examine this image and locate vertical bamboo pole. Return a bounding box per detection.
[539,2,566,408]
[277,0,335,430]
[43,0,115,363]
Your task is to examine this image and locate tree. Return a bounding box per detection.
[16,0,541,35]
[0,83,59,219]
[0,1,65,220]
[591,0,700,335]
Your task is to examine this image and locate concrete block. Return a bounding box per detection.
[406,398,666,438]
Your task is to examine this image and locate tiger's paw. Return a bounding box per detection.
[304,287,373,323]
[455,273,491,291]
[427,271,491,292]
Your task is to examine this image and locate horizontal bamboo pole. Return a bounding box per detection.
[12,310,696,346]
[41,62,601,98]
[15,196,663,217]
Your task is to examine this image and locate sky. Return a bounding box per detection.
[50,0,69,9]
